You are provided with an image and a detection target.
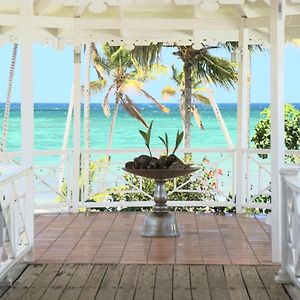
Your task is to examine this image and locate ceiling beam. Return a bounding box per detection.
[74,5,88,17]
[0,13,299,39]
[35,0,52,15]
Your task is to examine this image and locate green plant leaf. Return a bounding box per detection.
[172,130,184,154]
[139,130,149,144]
[139,120,154,156]
[165,132,169,156]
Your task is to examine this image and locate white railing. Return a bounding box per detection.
[243,149,272,210]
[0,150,73,212]
[1,147,300,212]
[0,167,33,279]
[79,147,236,209]
[278,167,300,288]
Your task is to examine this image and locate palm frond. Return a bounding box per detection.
[131,43,163,67]
[110,46,132,69]
[196,54,237,89]
[222,41,265,53]
[191,106,204,130]
[90,43,109,78]
[102,84,115,117]
[89,79,108,95]
[139,89,170,113]
[123,79,143,92]
[122,95,148,128]
[171,65,182,86]
[192,93,211,105]
[161,86,177,100]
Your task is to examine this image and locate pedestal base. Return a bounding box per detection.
[141,212,179,237]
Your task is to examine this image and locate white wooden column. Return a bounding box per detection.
[270,0,285,263]
[71,44,81,212]
[20,1,34,245]
[236,19,249,214]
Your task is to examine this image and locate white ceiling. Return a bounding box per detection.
[0,0,300,48]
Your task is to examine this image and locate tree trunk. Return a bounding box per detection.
[107,95,120,151]
[183,61,192,160]
[83,43,91,200]
[1,43,18,152]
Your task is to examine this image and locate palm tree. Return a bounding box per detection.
[223,42,264,146]
[162,66,234,148]
[90,43,169,150]
[1,43,18,152]
[165,45,237,154]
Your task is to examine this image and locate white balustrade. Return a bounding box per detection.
[0,167,33,280]
[277,167,300,288]
[1,148,300,212]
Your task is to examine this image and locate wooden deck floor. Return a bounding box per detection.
[0,264,291,300]
[33,212,273,265]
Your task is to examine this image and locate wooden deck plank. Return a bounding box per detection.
[190,265,211,300]
[1,264,46,300]
[256,266,290,300]
[59,264,94,299]
[0,264,293,300]
[224,265,250,300]
[115,264,140,300]
[154,265,173,300]
[173,265,192,300]
[207,266,231,300]
[190,265,209,289]
[247,288,270,300]
[22,264,62,300]
[41,264,78,300]
[96,264,125,300]
[241,266,269,300]
[207,265,226,289]
[210,288,231,300]
[191,288,211,300]
[78,265,108,300]
[134,265,156,300]
[240,266,264,288]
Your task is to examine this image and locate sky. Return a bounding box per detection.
[0,43,300,104]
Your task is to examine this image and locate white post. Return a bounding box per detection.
[270,0,285,263]
[71,45,82,212]
[20,1,34,246]
[236,19,249,214]
[59,84,74,186]
[83,43,91,202]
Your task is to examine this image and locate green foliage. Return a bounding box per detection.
[139,120,154,157]
[173,130,184,154]
[158,130,183,157]
[245,195,271,214]
[251,104,300,162]
[158,133,169,156]
[56,158,107,202]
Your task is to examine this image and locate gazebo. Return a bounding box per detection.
[1,0,300,297]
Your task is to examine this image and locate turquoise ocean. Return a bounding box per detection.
[0,102,294,153]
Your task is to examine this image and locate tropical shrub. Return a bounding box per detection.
[251,103,300,162]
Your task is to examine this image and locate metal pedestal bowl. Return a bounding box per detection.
[122,167,199,237]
